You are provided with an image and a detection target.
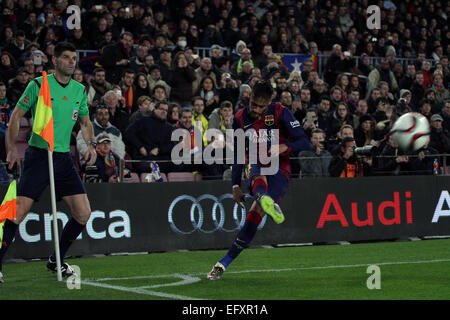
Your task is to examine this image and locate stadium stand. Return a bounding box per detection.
[0,0,448,182]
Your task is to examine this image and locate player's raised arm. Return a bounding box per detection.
[279,107,311,154]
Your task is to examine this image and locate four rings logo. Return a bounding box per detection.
[168,194,267,234]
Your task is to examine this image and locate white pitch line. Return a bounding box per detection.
[81,258,450,300]
[138,274,201,289]
[81,278,204,300]
[201,258,450,277]
[92,274,184,281]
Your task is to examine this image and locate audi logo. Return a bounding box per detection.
[168,194,267,234]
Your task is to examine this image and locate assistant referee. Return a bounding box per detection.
[0,42,97,283]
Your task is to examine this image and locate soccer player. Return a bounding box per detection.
[0,42,97,283]
[207,80,310,280]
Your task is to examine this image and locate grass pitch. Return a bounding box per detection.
[1,238,449,300]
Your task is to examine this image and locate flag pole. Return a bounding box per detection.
[47,147,62,281]
[33,71,59,281]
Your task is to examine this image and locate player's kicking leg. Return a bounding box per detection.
[252,175,285,224]
[207,201,265,280]
[207,172,288,280]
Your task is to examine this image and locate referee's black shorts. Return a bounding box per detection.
[18,146,86,201]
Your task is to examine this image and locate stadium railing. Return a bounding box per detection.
[77,48,433,80]
[76,46,230,63]
[276,52,435,76]
[2,152,449,184]
[108,153,450,182]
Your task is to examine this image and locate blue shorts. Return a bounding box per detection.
[18,146,86,201]
[244,163,289,204]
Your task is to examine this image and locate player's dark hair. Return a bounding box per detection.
[54,42,77,58]
[252,80,273,100]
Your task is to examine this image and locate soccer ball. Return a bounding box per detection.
[390,112,430,151]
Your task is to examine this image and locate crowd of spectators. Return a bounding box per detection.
[0,0,449,182]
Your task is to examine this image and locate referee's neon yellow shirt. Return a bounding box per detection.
[16,74,89,153]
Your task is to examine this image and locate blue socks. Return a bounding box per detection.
[219,210,262,269]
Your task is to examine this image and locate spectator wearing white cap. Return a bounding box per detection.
[92,134,122,183]
[230,40,247,64]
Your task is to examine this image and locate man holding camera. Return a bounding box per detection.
[218,73,239,106]
[299,128,331,178]
[324,44,354,86]
[329,137,373,177]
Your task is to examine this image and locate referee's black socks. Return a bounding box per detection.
[50,217,85,264]
[0,219,19,272]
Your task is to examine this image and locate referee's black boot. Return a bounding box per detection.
[46,256,77,277]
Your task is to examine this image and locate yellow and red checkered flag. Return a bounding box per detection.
[32,71,54,152]
[0,180,17,249]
